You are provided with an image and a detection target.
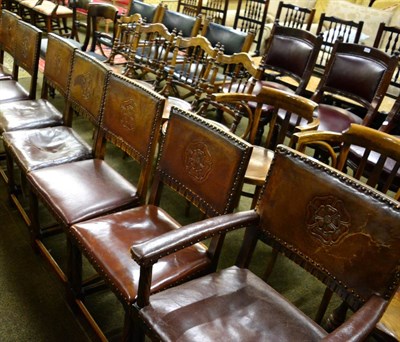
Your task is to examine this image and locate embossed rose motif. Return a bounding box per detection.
[21,36,29,60]
[306,196,350,245]
[74,73,94,100]
[184,142,213,183]
[120,99,136,132]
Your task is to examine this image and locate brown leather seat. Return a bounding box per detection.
[68,107,253,341]
[0,20,41,104]
[133,145,400,341]
[26,72,165,283]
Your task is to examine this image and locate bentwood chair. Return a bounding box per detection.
[315,14,364,73]
[0,19,41,104]
[0,10,20,80]
[373,23,400,99]
[311,41,398,133]
[233,0,269,55]
[132,144,400,342]
[212,86,319,208]
[26,72,165,284]
[0,34,76,218]
[68,107,252,341]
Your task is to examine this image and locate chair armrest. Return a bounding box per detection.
[130,210,259,267]
[211,92,256,104]
[323,295,389,342]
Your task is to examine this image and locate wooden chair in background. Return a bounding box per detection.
[176,0,202,18]
[232,0,269,55]
[200,0,228,25]
[132,144,400,342]
[274,1,315,31]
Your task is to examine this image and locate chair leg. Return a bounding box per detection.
[315,287,333,324]
[325,301,348,332]
[67,238,83,299]
[28,189,40,251]
[263,248,279,281]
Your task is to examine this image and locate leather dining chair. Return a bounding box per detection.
[0,34,77,222]
[131,144,400,341]
[126,0,162,23]
[26,72,165,283]
[160,7,202,38]
[0,19,41,103]
[67,107,252,341]
[310,41,398,133]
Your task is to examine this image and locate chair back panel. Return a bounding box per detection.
[68,50,111,124]
[320,43,396,108]
[275,1,315,31]
[44,33,77,97]
[1,10,20,55]
[202,21,251,55]
[153,107,252,217]
[101,73,165,165]
[200,0,228,25]
[162,10,201,38]
[257,145,400,309]
[177,0,202,17]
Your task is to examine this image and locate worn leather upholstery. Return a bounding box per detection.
[68,107,252,340]
[134,145,400,341]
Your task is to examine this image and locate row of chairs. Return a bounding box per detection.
[1,11,400,340]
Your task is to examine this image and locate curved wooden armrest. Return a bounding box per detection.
[130,210,259,267]
[323,295,389,342]
[211,92,256,104]
[295,117,320,133]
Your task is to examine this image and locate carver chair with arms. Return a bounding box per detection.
[373,23,400,99]
[67,107,253,341]
[314,14,364,73]
[0,19,41,104]
[211,86,319,208]
[25,72,165,285]
[233,0,269,55]
[131,144,400,342]
[310,41,398,133]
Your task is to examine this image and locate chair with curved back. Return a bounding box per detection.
[67,107,253,341]
[212,86,319,208]
[311,41,398,133]
[314,14,364,74]
[233,0,270,55]
[373,23,400,99]
[131,144,400,342]
[0,19,41,104]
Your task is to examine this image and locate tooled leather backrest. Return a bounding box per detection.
[153,107,252,217]
[68,50,111,124]
[100,73,165,177]
[256,145,400,310]
[44,34,77,97]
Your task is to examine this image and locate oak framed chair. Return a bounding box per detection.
[0,34,77,222]
[25,72,165,286]
[233,0,270,56]
[211,86,319,208]
[132,144,400,342]
[67,107,252,341]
